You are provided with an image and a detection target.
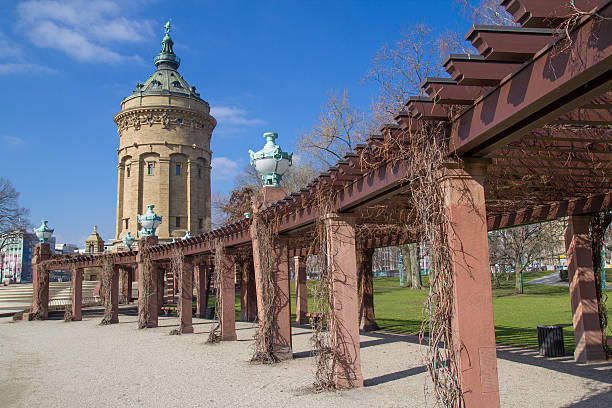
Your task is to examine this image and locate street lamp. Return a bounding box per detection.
[34,220,54,243]
[249,132,293,187]
[137,205,162,237]
[122,231,135,250]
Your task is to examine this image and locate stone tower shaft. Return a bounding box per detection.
[113,23,216,245]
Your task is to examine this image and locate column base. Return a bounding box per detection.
[181,326,194,334]
[221,333,237,341]
[273,347,293,361]
[359,322,379,332]
[334,374,364,389]
[575,349,607,364]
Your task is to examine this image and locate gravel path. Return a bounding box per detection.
[0,308,610,407]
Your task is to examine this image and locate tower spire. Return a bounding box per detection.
[154,20,180,70]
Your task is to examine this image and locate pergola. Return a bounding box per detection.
[30,1,611,407]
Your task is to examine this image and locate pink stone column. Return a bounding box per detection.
[180,256,194,333]
[251,228,292,358]
[241,259,257,322]
[324,213,363,389]
[357,247,378,332]
[195,263,207,318]
[294,256,308,325]
[157,266,165,315]
[441,161,500,407]
[71,267,83,321]
[564,215,606,363]
[219,251,237,341]
[110,265,120,323]
[246,261,257,321]
[137,236,158,328]
[250,186,293,359]
[31,243,52,319]
[275,239,292,357]
[121,267,133,304]
[240,259,248,321]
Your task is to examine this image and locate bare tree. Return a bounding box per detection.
[0,178,30,280]
[488,221,564,294]
[281,161,318,194]
[366,23,462,289]
[456,0,517,26]
[366,23,460,123]
[235,163,262,191]
[211,192,230,230]
[295,89,369,171]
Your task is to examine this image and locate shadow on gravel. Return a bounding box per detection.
[364,366,427,386]
[496,346,612,384]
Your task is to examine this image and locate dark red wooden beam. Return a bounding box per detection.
[444,54,522,86]
[465,25,554,62]
[406,97,450,120]
[449,1,612,156]
[502,0,602,28]
[422,77,488,105]
[487,192,612,229]
[554,107,612,125]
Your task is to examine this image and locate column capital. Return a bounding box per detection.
[322,212,359,224]
[439,158,491,182]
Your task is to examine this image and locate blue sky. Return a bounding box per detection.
[0,0,472,246]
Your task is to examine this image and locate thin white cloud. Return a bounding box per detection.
[0,62,56,75]
[210,106,266,126]
[211,157,240,181]
[2,135,25,145]
[15,0,153,64]
[0,32,55,75]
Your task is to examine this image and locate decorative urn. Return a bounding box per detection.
[122,231,135,250]
[249,132,293,187]
[34,220,54,243]
[138,205,163,237]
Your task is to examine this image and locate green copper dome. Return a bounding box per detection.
[123,21,203,103]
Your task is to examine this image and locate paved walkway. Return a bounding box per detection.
[0,307,610,407]
[526,272,569,287]
[0,282,99,312]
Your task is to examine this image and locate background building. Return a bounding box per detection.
[84,225,105,281]
[113,23,216,247]
[0,230,47,283]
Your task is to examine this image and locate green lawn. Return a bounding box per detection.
[203,268,611,355]
[362,273,611,354]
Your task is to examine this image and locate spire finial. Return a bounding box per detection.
[154,19,180,70]
[93,225,98,233]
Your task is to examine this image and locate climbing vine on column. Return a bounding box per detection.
[250,214,280,363]
[170,247,184,335]
[100,254,117,325]
[207,240,224,343]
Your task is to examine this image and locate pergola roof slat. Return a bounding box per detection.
[466,25,555,62]
[444,54,523,86]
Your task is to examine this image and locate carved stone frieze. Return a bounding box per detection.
[114,108,215,134]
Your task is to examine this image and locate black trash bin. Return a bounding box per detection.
[205,307,215,319]
[537,325,564,357]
